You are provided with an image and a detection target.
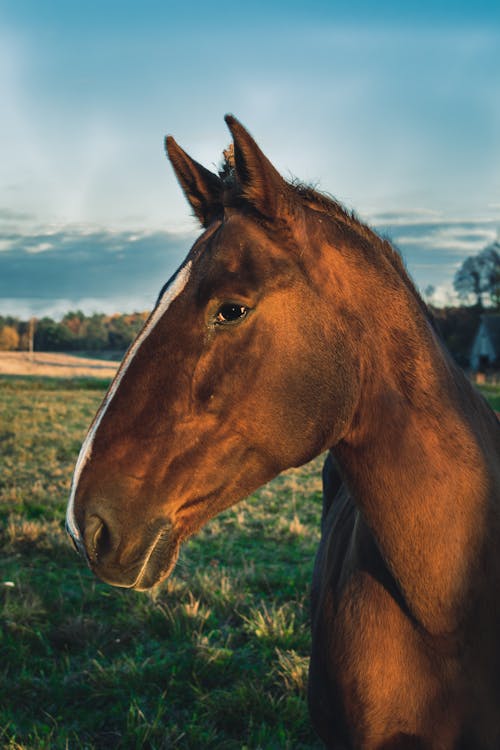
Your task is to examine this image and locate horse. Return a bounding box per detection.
[66,115,500,749]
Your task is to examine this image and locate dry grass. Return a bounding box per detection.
[0,352,118,378]
[274,649,310,693]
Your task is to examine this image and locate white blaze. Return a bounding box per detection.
[66,261,192,542]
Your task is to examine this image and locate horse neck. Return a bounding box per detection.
[333,286,498,638]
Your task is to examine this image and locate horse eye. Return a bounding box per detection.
[215,303,248,324]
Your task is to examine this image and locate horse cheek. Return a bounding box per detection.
[270,323,359,461]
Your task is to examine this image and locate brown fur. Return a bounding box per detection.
[68,116,500,749]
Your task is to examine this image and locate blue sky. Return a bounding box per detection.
[1,0,499,315]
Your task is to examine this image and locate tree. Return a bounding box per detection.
[424,285,436,305]
[82,314,108,350]
[487,261,500,308]
[107,316,135,349]
[454,242,500,308]
[0,325,20,350]
[0,310,148,353]
[431,305,482,368]
[62,310,86,337]
[34,318,76,351]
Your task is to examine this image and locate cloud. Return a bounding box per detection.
[0,207,34,223]
[375,216,498,250]
[1,214,499,318]
[0,228,193,317]
[2,212,500,318]
[25,241,53,254]
[371,209,443,225]
[366,213,500,292]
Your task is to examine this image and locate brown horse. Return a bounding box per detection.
[67,116,500,749]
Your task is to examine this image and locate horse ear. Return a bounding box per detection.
[224,114,287,218]
[165,136,223,228]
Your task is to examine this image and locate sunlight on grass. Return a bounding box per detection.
[6,517,64,551]
[274,648,310,694]
[242,600,308,652]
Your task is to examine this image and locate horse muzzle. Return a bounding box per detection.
[66,508,179,590]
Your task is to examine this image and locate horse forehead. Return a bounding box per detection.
[213,215,265,252]
[212,215,295,270]
[188,215,302,302]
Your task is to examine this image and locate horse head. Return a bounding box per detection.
[66,116,361,589]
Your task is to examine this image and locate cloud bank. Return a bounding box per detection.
[0,228,192,318]
[0,214,498,318]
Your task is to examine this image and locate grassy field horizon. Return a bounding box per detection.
[1,375,499,749]
[0,351,118,379]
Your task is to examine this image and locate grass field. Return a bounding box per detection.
[476,382,500,412]
[1,377,499,750]
[0,376,325,749]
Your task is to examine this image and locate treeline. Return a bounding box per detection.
[0,311,149,353]
[0,305,486,366]
[430,305,483,368]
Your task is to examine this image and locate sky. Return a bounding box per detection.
[1,0,500,317]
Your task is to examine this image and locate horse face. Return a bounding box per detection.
[67,117,359,589]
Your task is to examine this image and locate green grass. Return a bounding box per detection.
[0,375,112,391]
[477,383,500,412]
[0,376,324,749]
[1,376,499,749]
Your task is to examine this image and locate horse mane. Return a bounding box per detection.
[218,148,434,328]
[291,182,435,325]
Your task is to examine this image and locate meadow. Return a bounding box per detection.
[1,377,498,750]
[0,376,324,750]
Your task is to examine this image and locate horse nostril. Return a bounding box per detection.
[85,514,112,562]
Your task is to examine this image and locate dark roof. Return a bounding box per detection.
[482,314,500,354]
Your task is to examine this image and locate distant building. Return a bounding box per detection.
[470,314,500,371]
